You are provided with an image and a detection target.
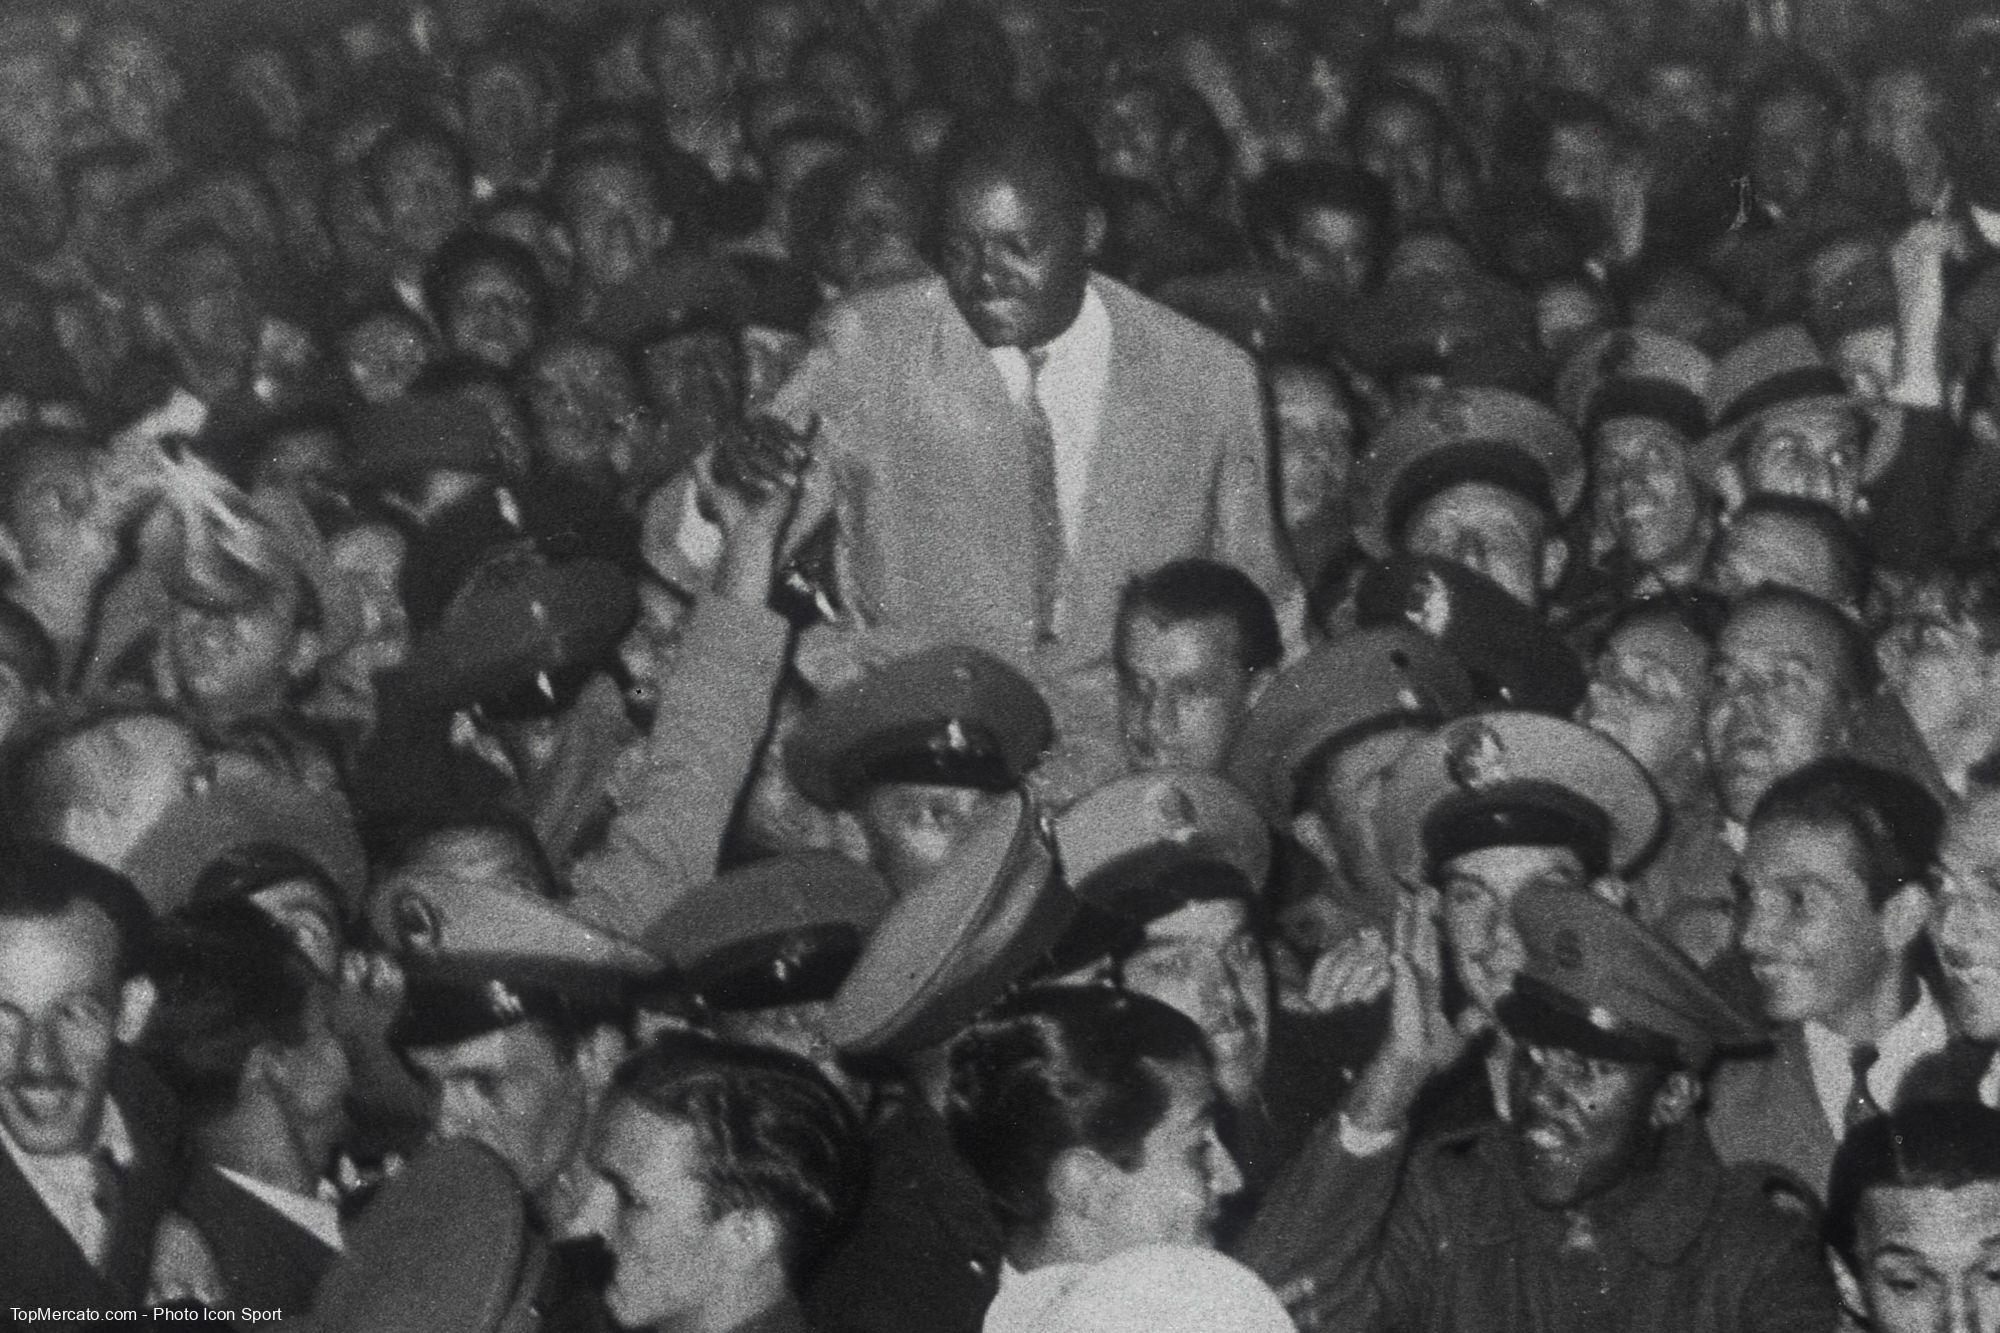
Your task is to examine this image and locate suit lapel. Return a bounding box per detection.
[0,1133,118,1304]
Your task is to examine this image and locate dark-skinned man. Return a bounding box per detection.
[764,107,1292,680]
[1238,880,1834,1333]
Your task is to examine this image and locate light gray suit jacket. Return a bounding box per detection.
[768,272,1293,673]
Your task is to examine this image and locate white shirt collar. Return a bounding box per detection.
[1,1097,133,1267]
[1802,983,1950,1130]
[216,1167,345,1253]
[1971,201,2000,250]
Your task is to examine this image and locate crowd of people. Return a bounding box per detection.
[9,0,2000,1329]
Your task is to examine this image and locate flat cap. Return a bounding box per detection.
[1056,770,1272,922]
[1351,385,1584,556]
[1554,327,1712,440]
[1226,625,1474,820]
[643,853,893,1012]
[1498,881,1765,1069]
[1353,555,1586,714]
[301,1138,535,1333]
[1694,324,1894,485]
[787,644,1053,810]
[371,853,663,1049]
[828,791,1076,1056]
[1375,710,1663,887]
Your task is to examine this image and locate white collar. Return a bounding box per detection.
[215,1167,345,1253]
[1972,201,2000,250]
[989,282,1112,403]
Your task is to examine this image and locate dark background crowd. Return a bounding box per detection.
[8,1,2000,1331]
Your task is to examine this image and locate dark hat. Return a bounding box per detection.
[1350,386,1584,557]
[1055,770,1272,922]
[642,853,893,1012]
[1226,625,1474,820]
[301,1138,540,1333]
[347,393,508,484]
[1553,327,1712,440]
[1341,269,1547,394]
[1375,711,1663,886]
[1694,325,1890,484]
[1498,881,1765,1069]
[828,791,1076,1056]
[786,644,1054,810]
[1353,555,1586,714]
[1151,270,1351,359]
[370,852,663,1050]
[120,756,368,916]
[400,543,638,714]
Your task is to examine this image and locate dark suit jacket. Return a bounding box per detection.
[178,1164,338,1316]
[768,273,1293,672]
[0,1055,182,1308]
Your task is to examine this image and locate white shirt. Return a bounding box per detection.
[1,1100,134,1268]
[1802,983,1950,1132]
[987,284,1113,549]
[216,1168,345,1253]
[986,1247,1292,1333]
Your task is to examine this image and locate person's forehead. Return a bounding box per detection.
[1605,618,1708,678]
[104,713,198,764]
[1444,842,1584,886]
[407,1020,559,1075]
[331,522,407,572]
[1123,610,1241,670]
[945,161,1073,229]
[600,1101,706,1185]
[1410,480,1546,535]
[1722,601,1842,665]
[1753,403,1857,446]
[1860,1181,2000,1254]
[0,903,121,993]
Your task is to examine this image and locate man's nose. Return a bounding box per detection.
[1206,1128,1244,1199]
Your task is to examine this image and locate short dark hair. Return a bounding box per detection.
[1749,755,1944,911]
[0,838,153,978]
[1116,558,1282,674]
[137,900,318,1120]
[1827,1100,2000,1261]
[936,107,1100,220]
[1245,162,1393,257]
[946,985,1209,1239]
[1726,584,1877,698]
[1729,494,1871,608]
[613,1030,863,1292]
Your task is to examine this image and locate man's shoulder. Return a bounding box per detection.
[1093,274,1254,371]
[814,275,956,346]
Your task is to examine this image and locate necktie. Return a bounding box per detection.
[1845,1044,1882,1131]
[1020,348,1065,644]
[90,1146,126,1270]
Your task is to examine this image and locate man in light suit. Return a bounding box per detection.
[766,109,1294,677]
[0,841,178,1309]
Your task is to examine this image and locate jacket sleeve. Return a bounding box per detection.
[1865,405,1962,567]
[1233,1115,1423,1332]
[567,592,791,938]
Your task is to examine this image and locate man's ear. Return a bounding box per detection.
[117,975,158,1046]
[1880,882,1929,953]
[1244,666,1274,711]
[1829,1245,1868,1326]
[1081,205,1108,262]
[1649,1069,1700,1129]
[722,1205,784,1272]
[574,1024,630,1096]
[1538,535,1571,591]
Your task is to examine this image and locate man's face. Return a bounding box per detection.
[1117,613,1254,774]
[1402,482,1552,608]
[1441,845,1589,1022]
[562,162,658,289]
[1096,89,1170,189]
[1705,601,1850,823]
[66,715,209,870]
[1737,817,1897,1027]
[1358,102,1441,223]
[1271,368,1354,535]
[1931,793,2000,1042]
[89,28,183,146]
[464,61,549,181]
[1119,901,1270,1106]
[6,447,121,583]
[1593,418,1702,566]
[649,10,730,109]
[1750,92,1832,213]
[0,904,126,1155]
[1848,1181,2000,1333]
[330,523,411,675]
[1097,1057,1242,1249]
[169,583,306,721]
[856,783,1012,897]
[1543,122,1617,219]
[1739,404,1865,517]
[1708,511,1848,606]
[587,1104,732,1330]
[406,1022,591,1193]
[166,246,259,381]
[444,264,538,371]
[526,344,643,480]
[1580,617,1711,785]
[341,313,432,406]
[1284,207,1375,298]
[1509,1041,1670,1208]
[939,165,1095,350]
[374,139,466,264]
[1876,586,1997,746]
